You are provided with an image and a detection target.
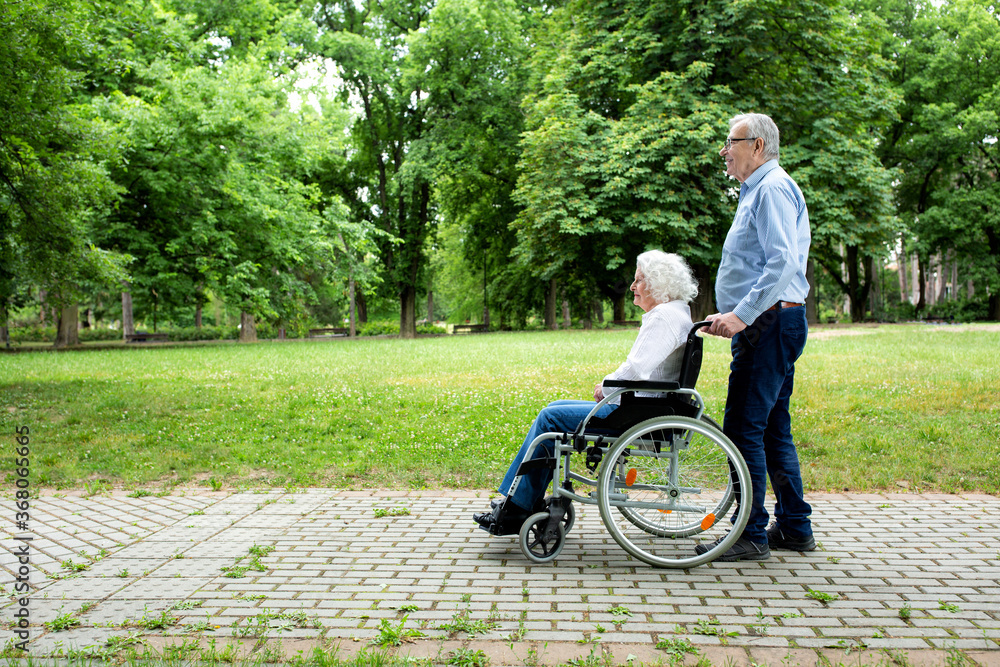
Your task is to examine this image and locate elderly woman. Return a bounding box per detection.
[475,250,699,535]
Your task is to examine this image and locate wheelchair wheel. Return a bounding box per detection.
[519,512,566,564]
[617,415,734,538]
[596,416,751,568]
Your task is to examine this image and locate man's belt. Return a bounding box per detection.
[766,301,805,310]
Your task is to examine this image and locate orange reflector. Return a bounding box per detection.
[658,509,672,514]
[701,513,716,530]
[625,468,637,486]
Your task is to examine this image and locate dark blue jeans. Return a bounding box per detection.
[724,305,811,544]
[499,400,617,511]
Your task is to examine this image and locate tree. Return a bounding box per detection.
[405,0,530,328]
[307,0,437,338]
[0,0,129,344]
[514,0,899,322]
[868,0,1000,319]
[90,0,352,340]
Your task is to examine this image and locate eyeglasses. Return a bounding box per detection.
[723,137,757,150]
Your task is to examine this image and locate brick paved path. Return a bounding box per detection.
[3,490,999,666]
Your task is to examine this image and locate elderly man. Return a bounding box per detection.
[701,113,815,561]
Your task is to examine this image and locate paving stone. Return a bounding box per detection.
[1,490,998,664]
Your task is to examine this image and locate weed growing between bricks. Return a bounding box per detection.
[2,629,993,666]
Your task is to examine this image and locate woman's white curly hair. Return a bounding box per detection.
[636,250,699,305]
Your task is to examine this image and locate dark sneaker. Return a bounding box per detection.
[473,500,531,536]
[695,535,770,561]
[767,524,816,552]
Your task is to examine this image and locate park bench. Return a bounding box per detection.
[126,332,169,343]
[453,323,487,334]
[309,327,349,338]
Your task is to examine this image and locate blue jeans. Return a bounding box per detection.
[498,399,618,512]
[724,305,811,543]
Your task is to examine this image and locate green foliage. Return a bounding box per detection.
[0,0,129,308]
[870,0,1000,319]
[447,648,490,667]
[805,588,839,604]
[356,320,445,337]
[370,617,425,647]
[45,608,83,632]
[514,0,899,321]
[654,637,700,659]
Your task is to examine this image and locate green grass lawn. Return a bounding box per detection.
[1,324,998,494]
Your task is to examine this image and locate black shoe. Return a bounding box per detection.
[695,535,770,561]
[767,524,816,552]
[473,500,532,536]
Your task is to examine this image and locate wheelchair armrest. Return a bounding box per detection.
[602,380,681,393]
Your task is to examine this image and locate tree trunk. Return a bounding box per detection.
[592,298,604,324]
[910,253,920,305]
[935,253,947,303]
[39,289,47,325]
[987,227,1000,319]
[195,302,203,328]
[122,290,135,339]
[55,305,79,347]
[545,278,558,330]
[804,259,817,324]
[897,252,908,304]
[846,245,872,322]
[349,273,357,337]
[561,296,571,329]
[239,311,257,343]
[357,290,368,324]
[916,257,927,313]
[1,300,9,348]
[613,293,626,322]
[950,259,958,301]
[152,290,159,332]
[690,263,714,322]
[399,285,417,339]
[482,256,490,330]
[427,289,434,325]
[868,257,881,321]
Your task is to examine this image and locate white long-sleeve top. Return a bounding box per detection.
[601,300,693,402]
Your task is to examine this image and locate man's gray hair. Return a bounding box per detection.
[730,113,780,160]
[636,250,699,305]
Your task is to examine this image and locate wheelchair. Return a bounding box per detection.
[503,321,751,568]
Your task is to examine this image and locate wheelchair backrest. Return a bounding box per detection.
[678,321,711,389]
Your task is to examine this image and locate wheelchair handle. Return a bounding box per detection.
[690,320,712,335]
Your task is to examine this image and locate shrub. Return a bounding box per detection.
[925,298,988,323]
[358,320,399,337]
[158,325,239,341]
[79,328,123,342]
[9,325,57,343]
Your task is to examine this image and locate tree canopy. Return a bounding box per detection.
[2,0,996,344]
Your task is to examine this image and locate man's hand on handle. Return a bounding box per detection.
[705,312,747,339]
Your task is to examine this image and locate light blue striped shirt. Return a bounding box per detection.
[715,160,811,326]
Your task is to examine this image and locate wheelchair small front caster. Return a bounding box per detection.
[519,512,566,564]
